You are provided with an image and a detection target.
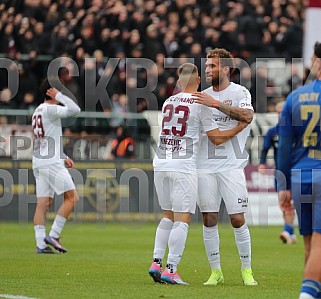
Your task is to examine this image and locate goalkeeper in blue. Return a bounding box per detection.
[277,41,321,299]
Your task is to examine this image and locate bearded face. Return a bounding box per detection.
[205,57,225,87]
[209,71,224,87]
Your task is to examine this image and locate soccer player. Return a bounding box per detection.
[149,63,247,285]
[32,78,81,254]
[192,48,257,286]
[277,42,321,299]
[258,101,297,244]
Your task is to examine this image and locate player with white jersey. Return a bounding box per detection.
[197,82,252,173]
[149,63,247,285]
[192,48,257,286]
[32,78,81,254]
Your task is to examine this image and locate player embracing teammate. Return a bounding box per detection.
[149,58,251,285]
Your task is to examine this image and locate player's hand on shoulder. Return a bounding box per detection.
[192,92,219,108]
[64,157,74,168]
[46,88,59,100]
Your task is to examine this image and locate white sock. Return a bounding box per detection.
[153,217,173,261]
[167,221,189,273]
[299,293,315,299]
[49,215,67,239]
[34,225,46,249]
[203,225,221,270]
[233,223,251,269]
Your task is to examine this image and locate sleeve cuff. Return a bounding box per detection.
[55,92,63,102]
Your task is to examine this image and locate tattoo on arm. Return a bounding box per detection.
[217,104,253,123]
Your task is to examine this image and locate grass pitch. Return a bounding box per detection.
[0,222,304,299]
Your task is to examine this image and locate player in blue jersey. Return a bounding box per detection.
[258,101,297,244]
[277,42,321,299]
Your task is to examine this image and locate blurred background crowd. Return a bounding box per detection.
[0,0,307,117]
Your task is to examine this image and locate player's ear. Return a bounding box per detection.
[223,66,229,75]
[197,76,201,84]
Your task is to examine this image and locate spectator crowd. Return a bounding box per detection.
[0,0,306,115]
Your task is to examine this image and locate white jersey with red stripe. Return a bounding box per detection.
[32,92,80,169]
[197,82,253,173]
[153,92,218,174]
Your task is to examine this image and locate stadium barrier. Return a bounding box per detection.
[0,159,284,225]
[0,110,285,224]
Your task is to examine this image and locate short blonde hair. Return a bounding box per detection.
[177,63,199,88]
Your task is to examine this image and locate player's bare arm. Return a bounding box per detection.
[192,92,253,123]
[278,190,293,212]
[207,121,248,146]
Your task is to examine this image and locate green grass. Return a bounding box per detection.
[0,222,304,299]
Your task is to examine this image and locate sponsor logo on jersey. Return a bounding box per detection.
[223,99,232,106]
[240,103,252,108]
[214,116,232,122]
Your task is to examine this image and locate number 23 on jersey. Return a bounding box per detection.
[161,104,190,137]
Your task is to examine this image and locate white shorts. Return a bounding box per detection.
[33,164,75,198]
[197,169,248,214]
[154,171,197,213]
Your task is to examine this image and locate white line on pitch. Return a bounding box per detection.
[0,294,40,299]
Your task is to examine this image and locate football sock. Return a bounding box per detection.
[284,223,294,235]
[203,225,221,270]
[49,215,66,239]
[34,225,46,249]
[234,223,251,269]
[299,279,321,299]
[167,221,189,273]
[153,217,173,260]
[153,258,162,266]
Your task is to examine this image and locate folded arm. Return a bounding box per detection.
[206,122,248,146]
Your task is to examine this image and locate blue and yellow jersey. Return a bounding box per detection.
[277,80,321,189]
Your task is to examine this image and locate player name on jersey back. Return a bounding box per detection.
[153,92,218,173]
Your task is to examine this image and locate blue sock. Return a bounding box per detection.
[284,223,294,235]
[300,279,321,298]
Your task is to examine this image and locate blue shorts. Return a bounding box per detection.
[291,169,321,235]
